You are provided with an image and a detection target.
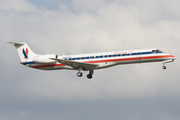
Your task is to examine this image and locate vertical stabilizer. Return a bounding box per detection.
[7,42,37,62]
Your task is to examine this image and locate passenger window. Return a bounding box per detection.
[113,54,116,57]
[109,55,112,57]
[95,56,98,58]
[81,57,84,60]
[69,58,72,60]
[117,54,121,56]
[100,56,103,58]
[104,55,108,58]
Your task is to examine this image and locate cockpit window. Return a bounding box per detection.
[156,50,162,53]
[152,49,163,53]
[152,50,156,53]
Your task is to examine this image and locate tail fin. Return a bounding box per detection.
[7,42,37,62]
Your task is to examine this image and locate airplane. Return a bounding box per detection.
[7,42,176,79]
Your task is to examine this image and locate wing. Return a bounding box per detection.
[50,58,99,70]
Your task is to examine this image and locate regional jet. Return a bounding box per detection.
[7,42,176,79]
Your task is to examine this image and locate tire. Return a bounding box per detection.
[87,74,92,79]
[77,72,83,77]
[162,66,166,69]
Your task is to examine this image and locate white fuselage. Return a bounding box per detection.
[22,48,175,71]
[8,42,175,79]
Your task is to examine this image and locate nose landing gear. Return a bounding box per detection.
[162,59,175,70]
[162,66,166,69]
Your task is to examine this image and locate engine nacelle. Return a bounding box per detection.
[33,54,57,64]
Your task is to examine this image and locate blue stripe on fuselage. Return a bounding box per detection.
[21,51,162,65]
[22,61,34,65]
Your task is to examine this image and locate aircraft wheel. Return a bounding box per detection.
[77,72,83,77]
[162,66,166,69]
[87,74,92,79]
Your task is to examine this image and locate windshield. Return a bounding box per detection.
[152,49,163,53]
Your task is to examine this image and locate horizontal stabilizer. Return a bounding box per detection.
[7,42,25,48]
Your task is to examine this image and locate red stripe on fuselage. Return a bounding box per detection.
[30,55,174,69]
[31,63,66,68]
[85,55,174,64]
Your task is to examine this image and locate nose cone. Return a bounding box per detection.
[171,55,176,59]
[169,54,176,61]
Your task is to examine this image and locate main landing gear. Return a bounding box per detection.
[87,70,93,79]
[77,72,83,77]
[76,67,94,79]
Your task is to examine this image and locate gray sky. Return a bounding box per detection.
[0,0,180,120]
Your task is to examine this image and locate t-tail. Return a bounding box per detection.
[7,42,37,62]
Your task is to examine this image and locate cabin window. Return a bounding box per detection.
[99,56,103,58]
[95,56,99,58]
[85,57,89,59]
[132,53,136,55]
[104,55,108,58]
[117,54,121,56]
[113,54,116,57]
[109,55,112,57]
[69,58,72,60]
[81,57,84,60]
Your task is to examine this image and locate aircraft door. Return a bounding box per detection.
[136,52,141,62]
[89,56,93,61]
[151,50,158,61]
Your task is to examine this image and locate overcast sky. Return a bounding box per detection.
[0,0,180,120]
